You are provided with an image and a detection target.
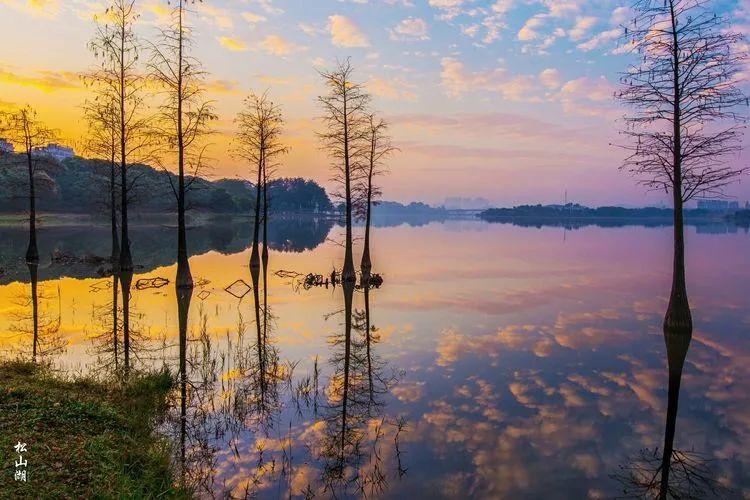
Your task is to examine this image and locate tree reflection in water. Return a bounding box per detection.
[613,302,728,498]
[87,273,121,373]
[165,264,407,497]
[5,263,64,362]
[318,274,404,498]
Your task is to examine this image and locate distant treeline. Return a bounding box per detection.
[731,209,750,226]
[0,154,333,215]
[480,204,733,220]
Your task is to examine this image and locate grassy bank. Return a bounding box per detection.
[0,361,189,498]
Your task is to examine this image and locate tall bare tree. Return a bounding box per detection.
[0,106,58,263]
[617,0,748,332]
[356,115,395,279]
[87,0,152,377]
[233,92,288,270]
[82,80,121,269]
[88,0,151,273]
[318,59,370,283]
[150,0,216,289]
[618,2,747,496]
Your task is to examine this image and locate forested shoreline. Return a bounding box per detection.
[0,153,333,215]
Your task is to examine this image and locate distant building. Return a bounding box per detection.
[697,199,739,211]
[34,143,74,161]
[0,138,13,153]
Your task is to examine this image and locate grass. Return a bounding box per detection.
[0,360,190,498]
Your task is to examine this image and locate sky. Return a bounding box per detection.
[0,0,749,206]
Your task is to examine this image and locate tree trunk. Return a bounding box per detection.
[660,9,693,495]
[361,171,373,278]
[342,87,356,283]
[261,160,269,267]
[250,154,262,270]
[664,198,692,333]
[261,159,269,353]
[119,15,132,273]
[110,153,120,270]
[175,0,193,290]
[176,184,193,289]
[119,157,132,271]
[25,152,38,264]
[664,0,692,335]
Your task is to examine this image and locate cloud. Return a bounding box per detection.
[539,68,561,89]
[260,35,306,56]
[518,15,544,41]
[140,0,171,22]
[0,64,80,92]
[568,16,597,41]
[368,76,417,101]
[298,22,324,37]
[428,0,466,20]
[241,11,267,24]
[441,57,499,97]
[258,75,292,86]
[205,79,241,94]
[218,36,248,52]
[556,76,617,117]
[0,0,59,18]
[491,0,515,15]
[577,28,620,52]
[249,0,283,15]
[392,112,600,147]
[610,6,630,25]
[390,17,430,41]
[440,57,537,101]
[541,0,583,18]
[328,14,369,48]
[198,4,234,30]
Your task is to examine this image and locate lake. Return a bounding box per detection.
[1,216,749,498]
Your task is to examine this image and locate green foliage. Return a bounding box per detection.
[0,154,333,215]
[0,360,190,498]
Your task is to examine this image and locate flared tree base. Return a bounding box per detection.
[663,291,692,336]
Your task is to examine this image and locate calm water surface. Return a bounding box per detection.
[1,217,749,498]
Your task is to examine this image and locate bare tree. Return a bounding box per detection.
[356,115,395,278]
[82,78,121,268]
[233,92,288,270]
[0,106,58,263]
[617,0,748,331]
[87,0,151,273]
[318,59,371,283]
[86,0,153,377]
[149,0,216,289]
